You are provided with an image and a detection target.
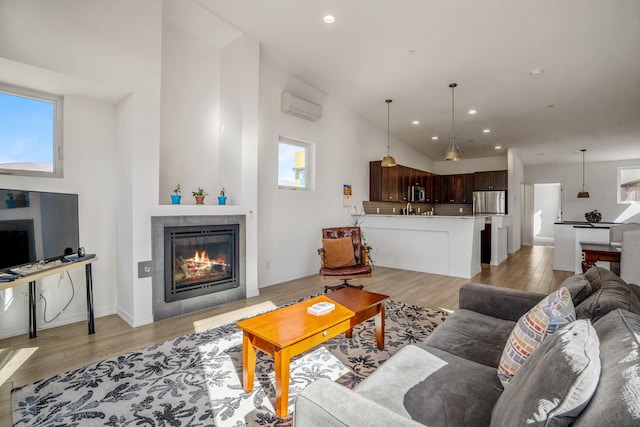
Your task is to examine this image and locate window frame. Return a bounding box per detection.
[277,136,314,191]
[0,82,64,178]
[617,166,640,204]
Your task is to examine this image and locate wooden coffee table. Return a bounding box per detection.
[237,289,389,418]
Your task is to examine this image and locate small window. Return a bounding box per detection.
[278,137,314,190]
[0,83,63,178]
[618,166,640,204]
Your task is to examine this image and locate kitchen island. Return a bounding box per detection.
[361,215,486,279]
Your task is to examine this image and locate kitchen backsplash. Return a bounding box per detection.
[363,201,473,216]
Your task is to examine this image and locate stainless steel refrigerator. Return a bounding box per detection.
[473,191,507,215]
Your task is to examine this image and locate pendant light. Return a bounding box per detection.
[577,149,590,198]
[445,83,462,161]
[381,99,397,167]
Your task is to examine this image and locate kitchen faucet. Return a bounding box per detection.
[406,202,413,215]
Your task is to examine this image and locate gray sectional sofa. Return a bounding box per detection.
[294,267,640,426]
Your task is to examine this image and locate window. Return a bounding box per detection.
[618,166,640,204]
[0,83,63,178]
[278,137,314,190]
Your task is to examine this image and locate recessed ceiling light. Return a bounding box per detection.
[431,136,438,140]
[494,146,502,150]
[408,49,416,55]
[483,129,491,133]
[547,104,555,108]
[412,120,420,125]
[468,109,477,115]
[323,15,336,24]
[530,68,544,76]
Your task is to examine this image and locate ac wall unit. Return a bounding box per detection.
[281,91,322,121]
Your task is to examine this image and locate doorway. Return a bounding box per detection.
[532,183,562,246]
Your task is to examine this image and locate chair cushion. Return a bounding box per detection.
[497,287,575,385]
[576,266,640,322]
[322,237,356,269]
[355,344,503,427]
[491,320,600,427]
[572,309,640,427]
[424,309,515,368]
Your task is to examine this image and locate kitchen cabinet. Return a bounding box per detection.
[474,170,508,191]
[370,161,402,201]
[439,174,474,204]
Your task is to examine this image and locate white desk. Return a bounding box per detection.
[1,257,97,338]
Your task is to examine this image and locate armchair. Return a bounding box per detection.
[318,226,372,292]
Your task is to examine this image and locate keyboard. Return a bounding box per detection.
[10,260,65,277]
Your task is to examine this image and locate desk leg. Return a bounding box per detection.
[28,281,37,338]
[85,263,95,334]
[375,303,385,350]
[274,346,291,418]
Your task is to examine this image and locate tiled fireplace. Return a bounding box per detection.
[151,215,246,321]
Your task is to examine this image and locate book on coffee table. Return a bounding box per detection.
[307,301,335,316]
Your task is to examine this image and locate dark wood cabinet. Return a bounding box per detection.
[474,170,507,191]
[370,161,404,201]
[439,174,473,204]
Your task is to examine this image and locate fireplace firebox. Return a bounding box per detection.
[164,224,239,302]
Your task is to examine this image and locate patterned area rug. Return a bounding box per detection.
[12,299,448,426]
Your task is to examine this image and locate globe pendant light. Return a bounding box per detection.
[577,149,590,198]
[381,99,397,167]
[445,83,462,161]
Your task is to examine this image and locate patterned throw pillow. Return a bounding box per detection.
[497,287,575,386]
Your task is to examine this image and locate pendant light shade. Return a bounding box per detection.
[577,149,590,198]
[445,83,462,161]
[381,99,397,167]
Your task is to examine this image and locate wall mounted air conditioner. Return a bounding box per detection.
[281,91,322,121]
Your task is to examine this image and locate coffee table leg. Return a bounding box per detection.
[274,347,291,418]
[375,303,385,350]
[242,333,256,392]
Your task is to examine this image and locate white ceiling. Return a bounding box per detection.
[195,0,640,166]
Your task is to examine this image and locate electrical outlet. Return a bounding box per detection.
[459,207,463,213]
[138,261,153,278]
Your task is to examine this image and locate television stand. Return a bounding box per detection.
[0,257,98,338]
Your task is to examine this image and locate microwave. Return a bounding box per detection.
[410,185,426,202]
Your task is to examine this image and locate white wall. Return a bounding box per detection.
[432,156,507,175]
[159,20,222,203]
[508,149,524,253]
[256,59,433,287]
[525,159,640,223]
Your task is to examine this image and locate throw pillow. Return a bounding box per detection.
[572,309,640,427]
[322,237,356,269]
[497,287,575,386]
[491,320,601,427]
[576,266,640,323]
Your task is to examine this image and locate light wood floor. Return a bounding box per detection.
[0,245,572,422]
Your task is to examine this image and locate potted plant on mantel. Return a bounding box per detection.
[218,188,227,205]
[171,183,182,205]
[192,187,208,205]
[585,209,602,223]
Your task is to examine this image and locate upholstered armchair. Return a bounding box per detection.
[318,226,372,292]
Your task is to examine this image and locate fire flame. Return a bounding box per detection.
[193,250,210,263]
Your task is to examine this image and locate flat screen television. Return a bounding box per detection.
[0,189,79,270]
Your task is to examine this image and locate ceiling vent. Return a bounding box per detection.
[281,92,322,121]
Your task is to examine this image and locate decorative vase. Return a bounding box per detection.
[218,196,227,205]
[195,196,205,205]
[170,195,181,205]
[6,199,15,209]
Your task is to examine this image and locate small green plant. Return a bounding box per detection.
[173,183,181,195]
[585,209,602,222]
[219,187,226,197]
[192,187,208,197]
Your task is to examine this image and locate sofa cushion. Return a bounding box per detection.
[354,344,503,427]
[497,287,575,385]
[559,274,592,306]
[491,320,600,427]
[576,267,640,322]
[572,309,640,427]
[424,308,515,368]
